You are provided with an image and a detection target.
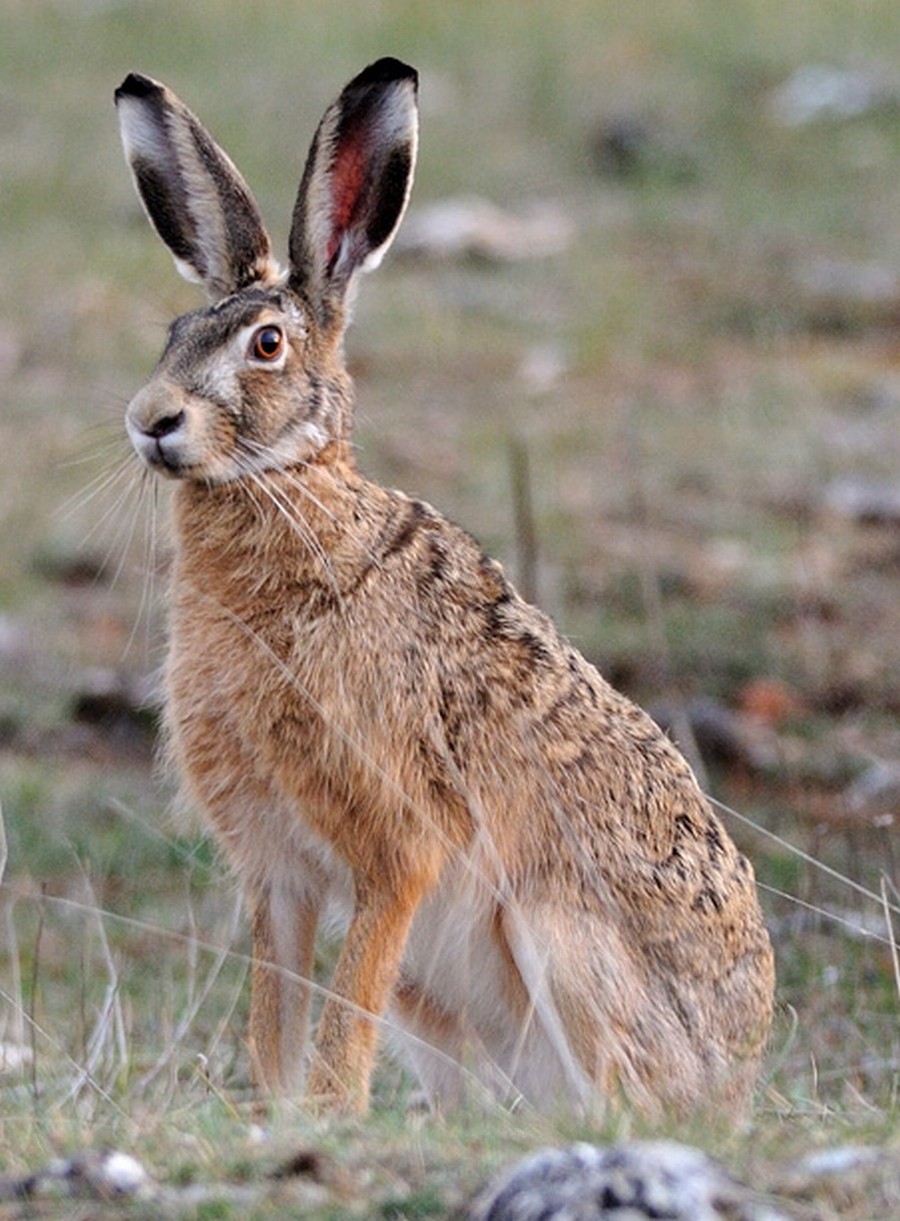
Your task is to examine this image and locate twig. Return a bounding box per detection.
[0,797,6,883]
[509,433,538,605]
[65,870,129,1102]
[193,1053,241,1119]
[28,883,46,1106]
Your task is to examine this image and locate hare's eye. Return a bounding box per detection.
[250,326,284,362]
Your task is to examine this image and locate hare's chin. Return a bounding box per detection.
[135,451,191,480]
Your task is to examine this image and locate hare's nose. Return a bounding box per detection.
[146,410,186,439]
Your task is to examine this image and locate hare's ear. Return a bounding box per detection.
[288,58,418,324]
[115,73,279,301]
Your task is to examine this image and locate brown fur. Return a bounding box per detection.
[116,60,774,1117]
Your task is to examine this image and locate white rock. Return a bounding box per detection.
[96,1151,150,1196]
[0,1041,33,1074]
[462,1140,786,1220]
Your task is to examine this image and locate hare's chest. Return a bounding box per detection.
[163,598,359,895]
[164,593,358,808]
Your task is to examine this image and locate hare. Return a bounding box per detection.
[115,58,774,1118]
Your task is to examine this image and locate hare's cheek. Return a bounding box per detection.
[236,367,291,427]
[204,412,244,464]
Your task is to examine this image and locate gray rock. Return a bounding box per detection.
[769,64,900,126]
[822,477,900,525]
[459,1141,786,1220]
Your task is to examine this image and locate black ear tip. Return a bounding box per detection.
[115,72,163,105]
[352,57,418,92]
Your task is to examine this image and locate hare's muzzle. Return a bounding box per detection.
[126,383,191,477]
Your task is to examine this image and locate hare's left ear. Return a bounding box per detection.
[288,58,418,325]
[115,73,279,301]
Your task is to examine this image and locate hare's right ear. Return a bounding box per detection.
[114,73,279,301]
[288,58,418,326]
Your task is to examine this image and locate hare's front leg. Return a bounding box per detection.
[307,875,429,1114]
[248,881,321,1095]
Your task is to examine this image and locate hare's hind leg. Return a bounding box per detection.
[496,905,600,1111]
[497,903,706,1115]
[501,903,747,1116]
[389,974,467,1111]
[249,879,321,1096]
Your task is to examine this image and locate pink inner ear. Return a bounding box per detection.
[326,126,370,267]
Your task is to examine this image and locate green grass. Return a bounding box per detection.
[1,0,899,1215]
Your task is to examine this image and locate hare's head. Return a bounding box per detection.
[116,60,418,483]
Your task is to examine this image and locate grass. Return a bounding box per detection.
[1,0,899,1215]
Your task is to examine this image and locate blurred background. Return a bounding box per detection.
[0,0,898,1175]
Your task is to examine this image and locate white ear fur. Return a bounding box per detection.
[288,58,418,323]
[115,73,281,300]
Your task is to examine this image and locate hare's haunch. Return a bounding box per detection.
[116,59,774,1117]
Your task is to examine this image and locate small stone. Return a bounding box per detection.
[822,477,900,525]
[396,196,573,263]
[797,1145,883,1177]
[769,64,900,126]
[93,1151,150,1196]
[0,1042,33,1074]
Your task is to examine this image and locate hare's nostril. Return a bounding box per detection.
[147,411,186,439]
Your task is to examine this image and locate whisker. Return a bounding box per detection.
[232,442,457,644]
[79,468,146,588]
[105,470,153,594]
[55,467,143,594]
[243,470,335,586]
[59,434,128,471]
[54,454,135,523]
[124,471,164,657]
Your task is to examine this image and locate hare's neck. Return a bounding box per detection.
[170,452,394,607]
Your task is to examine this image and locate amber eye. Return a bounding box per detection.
[250,325,284,361]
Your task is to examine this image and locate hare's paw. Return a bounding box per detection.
[305,1055,369,1117]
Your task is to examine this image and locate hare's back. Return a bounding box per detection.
[368,500,768,944]
[377,506,717,852]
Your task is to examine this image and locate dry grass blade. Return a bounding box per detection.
[880,873,900,1004]
[136,894,244,1091]
[713,797,900,919]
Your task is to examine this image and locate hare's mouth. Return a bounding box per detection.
[127,416,195,480]
[144,445,189,478]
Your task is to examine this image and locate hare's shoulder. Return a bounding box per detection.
[369,494,658,738]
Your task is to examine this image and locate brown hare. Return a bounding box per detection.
[115,59,774,1117]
